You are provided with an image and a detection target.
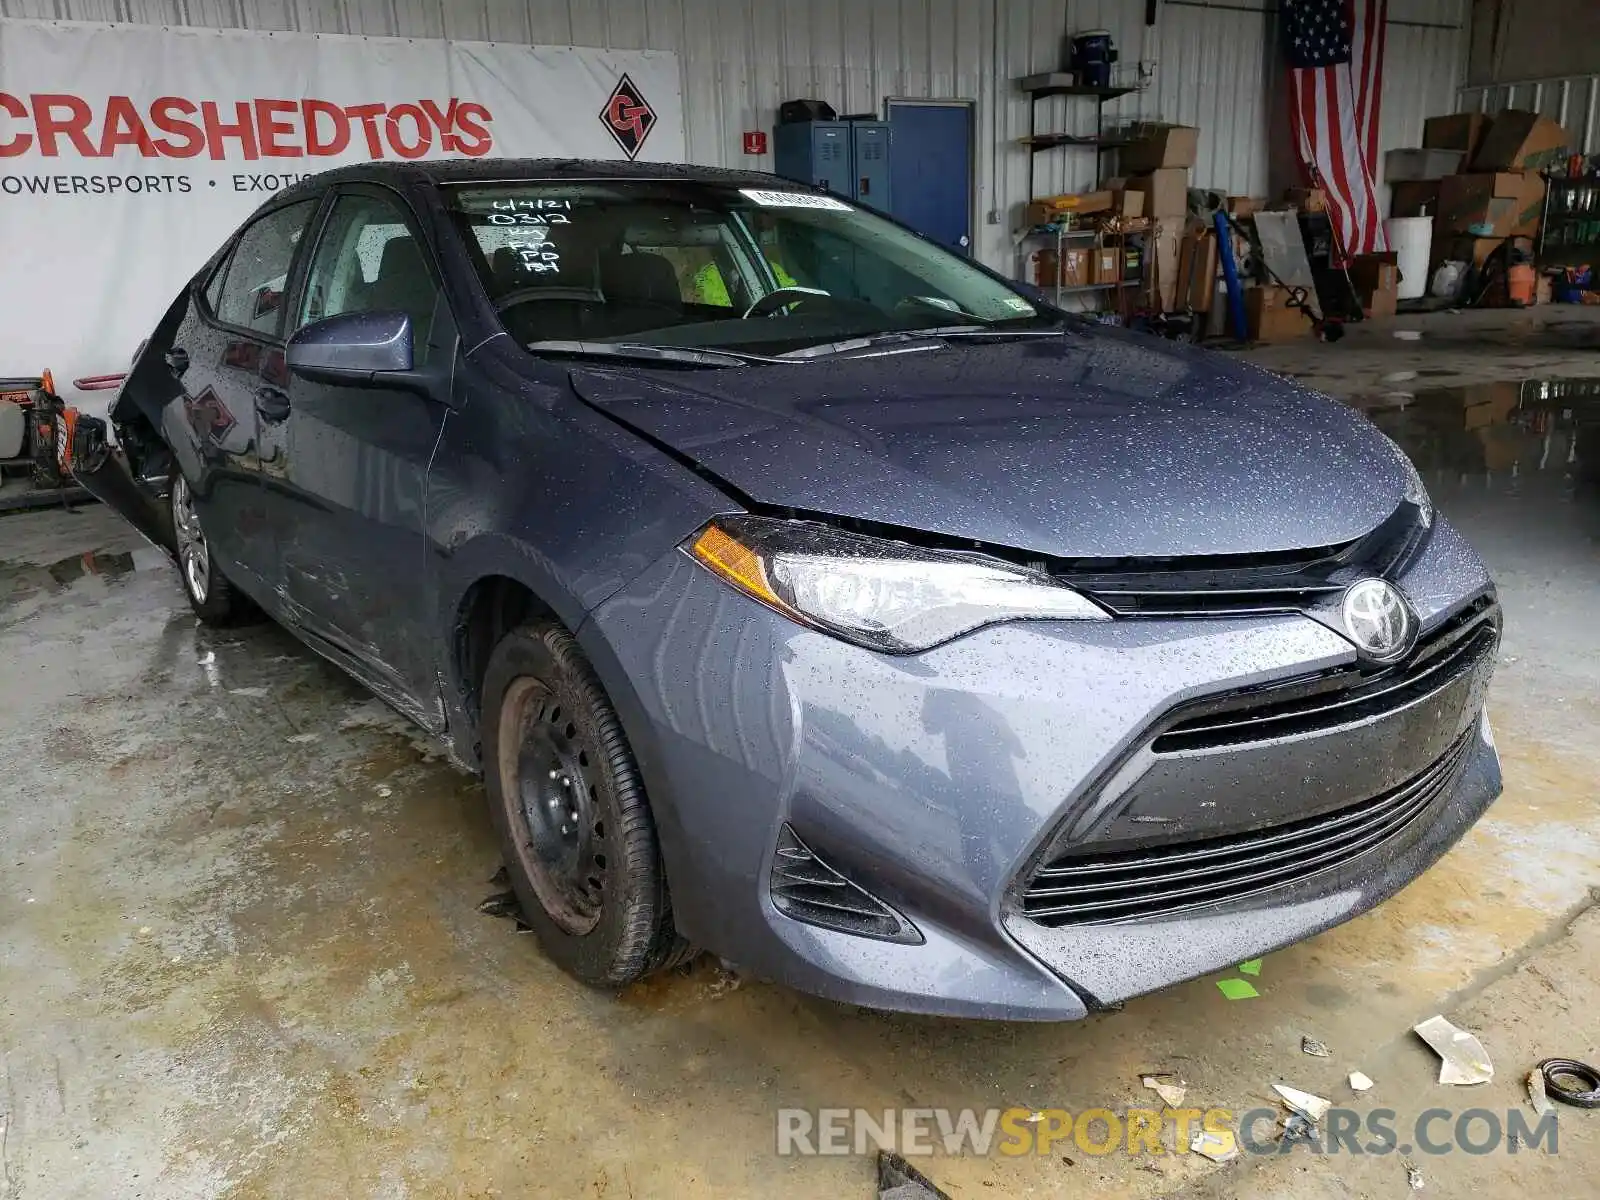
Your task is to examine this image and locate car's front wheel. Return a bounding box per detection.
[481,621,692,987]
[169,470,249,625]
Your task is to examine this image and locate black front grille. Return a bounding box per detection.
[769,825,922,944]
[1019,730,1475,927]
[1060,503,1430,618]
[1153,596,1498,753]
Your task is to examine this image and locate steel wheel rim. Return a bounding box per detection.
[497,677,607,935]
[170,475,210,604]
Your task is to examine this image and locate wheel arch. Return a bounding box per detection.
[438,548,654,769]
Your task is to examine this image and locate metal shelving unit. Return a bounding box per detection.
[1018,73,1135,204]
[1538,175,1600,269]
[1026,224,1142,308]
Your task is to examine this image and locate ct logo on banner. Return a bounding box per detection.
[601,75,657,160]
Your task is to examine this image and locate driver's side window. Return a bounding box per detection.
[299,193,440,365]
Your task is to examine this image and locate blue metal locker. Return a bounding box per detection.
[773,120,893,208]
[849,121,893,211]
[773,121,851,197]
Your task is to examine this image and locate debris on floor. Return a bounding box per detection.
[1535,1058,1600,1109]
[1527,1068,1553,1117]
[1281,1112,1317,1142]
[1216,977,1259,1000]
[1271,1084,1332,1122]
[1238,959,1263,976]
[877,1151,953,1200]
[1300,1036,1331,1057]
[1349,1071,1375,1092]
[706,960,743,998]
[478,867,534,933]
[1142,1074,1187,1106]
[1413,1015,1494,1085]
[1405,1159,1426,1189]
[1189,1127,1239,1163]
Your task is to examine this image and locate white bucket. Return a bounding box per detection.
[1384,216,1433,301]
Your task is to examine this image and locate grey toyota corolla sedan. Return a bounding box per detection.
[75,159,1501,1020]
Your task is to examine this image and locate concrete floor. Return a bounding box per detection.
[2,308,1599,1199]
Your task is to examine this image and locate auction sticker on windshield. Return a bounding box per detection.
[739,189,854,211]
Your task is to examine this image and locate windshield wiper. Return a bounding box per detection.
[526,340,765,367]
[778,324,1065,360]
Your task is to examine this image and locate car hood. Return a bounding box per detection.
[568,327,1412,560]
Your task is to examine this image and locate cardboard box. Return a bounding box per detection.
[1109,188,1145,218]
[1174,229,1219,311]
[1349,251,1399,319]
[1423,112,1490,161]
[1245,286,1309,341]
[1348,252,1397,296]
[1225,196,1260,217]
[1285,186,1328,213]
[1384,147,1465,181]
[1130,168,1188,218]
[1120,124,1200,173]
[1436,171,1545,237]
[1471,110,1571,171]
[1061,247,1091,288]
[1090,246,1121,285]
[1031,248,1059,287]
[1390,180,1441,218]
[1366,284,1397,320]
[1024,190,1113,227]
[1432,233,1522,271]
[1151,228,1181,311]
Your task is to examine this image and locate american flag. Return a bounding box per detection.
[1284,0,1389,261]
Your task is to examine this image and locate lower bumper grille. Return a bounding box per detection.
[1019,729,1476,927]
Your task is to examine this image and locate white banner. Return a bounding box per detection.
[0,18,684,394]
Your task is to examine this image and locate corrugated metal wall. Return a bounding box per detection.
[0,0,1468,268]
[1459,75,1600,154]
[1377,0,1469,185]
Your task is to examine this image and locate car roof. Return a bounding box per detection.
[273,157,802,204]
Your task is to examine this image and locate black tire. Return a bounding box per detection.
[168,468,252,626]
[481,621,693,987]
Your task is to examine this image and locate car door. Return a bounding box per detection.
[272,184,454,727]
[179,197,321,597]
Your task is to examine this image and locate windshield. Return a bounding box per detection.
[443,181,1050,358]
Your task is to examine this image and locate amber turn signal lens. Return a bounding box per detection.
[689,523,783,609]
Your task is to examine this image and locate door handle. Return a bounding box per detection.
[164,347,190,375]
[254,386,291,423]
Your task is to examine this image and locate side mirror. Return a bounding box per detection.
[287,311,413,384]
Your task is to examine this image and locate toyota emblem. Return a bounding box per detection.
[1340,578,1417,663]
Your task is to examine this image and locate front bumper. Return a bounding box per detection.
[582,518,1501,1020]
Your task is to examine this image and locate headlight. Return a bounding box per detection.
[684,516,1108,653]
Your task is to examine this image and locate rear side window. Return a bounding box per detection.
[214,200,317,336]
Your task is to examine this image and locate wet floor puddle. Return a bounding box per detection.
[0,543,168,599]
[1346,377,1600,482]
